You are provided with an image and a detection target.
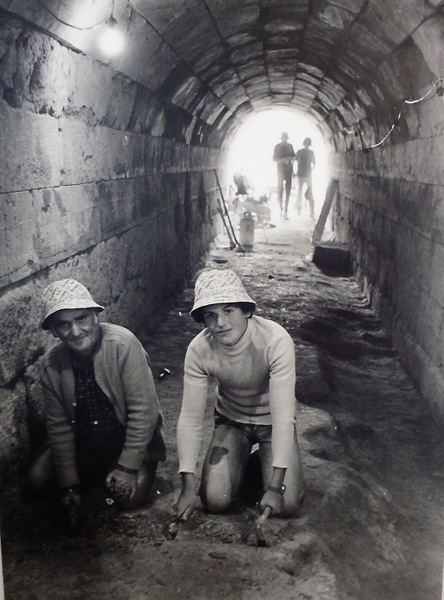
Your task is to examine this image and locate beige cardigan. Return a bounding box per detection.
[40,323,163,488]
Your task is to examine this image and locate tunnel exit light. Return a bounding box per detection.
[226,108,331,204]
[98,17,124,56]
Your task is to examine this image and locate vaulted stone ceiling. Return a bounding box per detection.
[2,0,444,142]
[121,0,444,138]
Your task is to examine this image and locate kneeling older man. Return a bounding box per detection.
[31,278,165,514]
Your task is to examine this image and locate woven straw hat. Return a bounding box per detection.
[190,269,255,321]
[41,279,104,330]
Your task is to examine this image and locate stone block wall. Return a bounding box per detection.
[0,13,222,482]
[333,136,444,421]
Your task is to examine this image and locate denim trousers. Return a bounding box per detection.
[199,412,304,516]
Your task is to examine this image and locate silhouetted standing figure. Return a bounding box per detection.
[295,138,316,218]
[273,132,295,219]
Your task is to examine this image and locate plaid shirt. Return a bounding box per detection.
[71,353,125,475]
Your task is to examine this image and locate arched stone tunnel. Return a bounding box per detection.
[0,0,443,505]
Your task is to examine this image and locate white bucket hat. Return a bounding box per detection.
[41,279,104,330]
[190,269,256,321]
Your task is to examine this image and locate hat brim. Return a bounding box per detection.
[42,302,104,330]
[190,295,256,321]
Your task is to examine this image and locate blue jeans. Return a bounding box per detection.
[200,413,304,516]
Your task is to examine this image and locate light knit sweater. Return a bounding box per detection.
[177,315,296,474]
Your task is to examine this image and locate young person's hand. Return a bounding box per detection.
[260,488,284,516]
[260,466,287,516]
[175,472,198,521]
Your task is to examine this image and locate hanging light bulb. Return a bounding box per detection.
[98,16,125,56]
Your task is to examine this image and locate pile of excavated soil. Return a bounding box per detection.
[3,212,444,600]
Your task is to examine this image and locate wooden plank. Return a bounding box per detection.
[312,178,339,245]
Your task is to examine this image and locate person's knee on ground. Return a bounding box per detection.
[199,421,251,513]
[199,476,237,514]
[199,458,239,513]
[277,484,305,518]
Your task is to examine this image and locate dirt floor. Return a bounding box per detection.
[2,204,444,600]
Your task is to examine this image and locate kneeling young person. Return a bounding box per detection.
[176,269,304,521]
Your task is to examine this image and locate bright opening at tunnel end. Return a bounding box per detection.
[225,108,331,211]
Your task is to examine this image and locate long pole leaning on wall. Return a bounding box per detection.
[216,197,236,249]
[214,170,245,252]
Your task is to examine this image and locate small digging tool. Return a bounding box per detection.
[164,516,185,541]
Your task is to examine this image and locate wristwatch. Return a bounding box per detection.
[268,484,286,495]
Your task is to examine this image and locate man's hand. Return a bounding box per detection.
[106,468,138,502]
[61,485,82,509]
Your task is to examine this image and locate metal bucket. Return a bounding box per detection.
[239,211,255,249]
